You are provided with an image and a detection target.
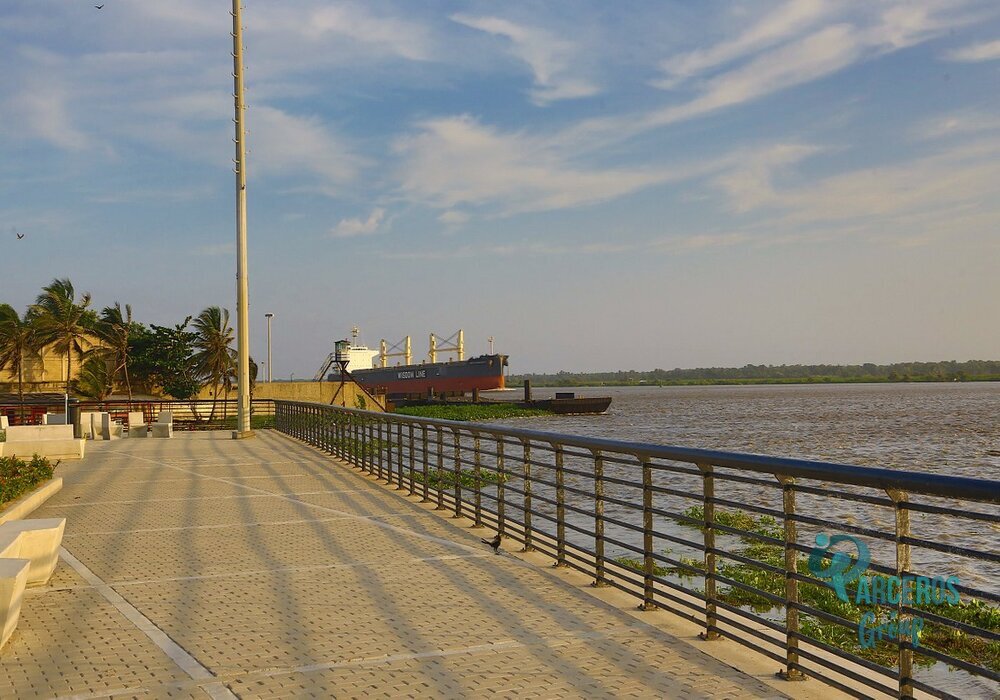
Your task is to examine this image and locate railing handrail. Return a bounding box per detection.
[274,400,1000,502]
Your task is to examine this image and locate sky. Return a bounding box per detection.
[2,0,999,376]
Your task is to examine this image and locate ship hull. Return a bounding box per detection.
[333,355,507,399]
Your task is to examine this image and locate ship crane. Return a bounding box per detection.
[429,329,464,363]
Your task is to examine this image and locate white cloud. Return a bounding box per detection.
[438,210,470,226]
[249,105,367,190]
[656,0,834,88]
[393,115,715,215]
[944,38,1000,61]
[450,14,598,105]
[912,110,1000,139]
[330,208,386,238]
[13,85,90,151]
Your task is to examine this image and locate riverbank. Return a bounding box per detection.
[394,403,553,421]
[509,375,1000,387]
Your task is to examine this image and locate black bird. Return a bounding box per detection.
[95,4,104,9]
[16,231,24,239]
[481,533,502,554]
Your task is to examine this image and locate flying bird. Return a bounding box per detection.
[95,4,104,9]
[16,231,24,240]
[481,533,502,554]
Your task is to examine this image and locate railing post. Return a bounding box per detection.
[452,429,462,519]
[435,427,446,510]
[472,433,483,528]
[521,439,534,552]
[496,438,505,538]
[887,488,913,699]
[407,424,416,495]
[698,462,721,639]
[554,444,567,567]
[776,475,806,681]
[378,418,387,481]
[640,456,656,610]
[396,424,404,489]
[593,449,607,587]
[421,426,430,502]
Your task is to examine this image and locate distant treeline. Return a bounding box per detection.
[510,360,1000,387]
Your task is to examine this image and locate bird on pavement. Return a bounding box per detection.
[481,533,502,554]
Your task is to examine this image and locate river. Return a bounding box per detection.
[481,382,999,697]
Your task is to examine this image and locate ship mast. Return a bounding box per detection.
[232,0,252,437]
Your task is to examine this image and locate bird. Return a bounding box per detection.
[95,4,104,9]
[16,231,24,240]
[481,533,502,554]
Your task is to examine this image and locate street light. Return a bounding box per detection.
[265,313,273,383]
[232,0,251,438]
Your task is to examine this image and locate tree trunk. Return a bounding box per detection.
[65,347,71,417]
[209,381,218,421]
[124,360,132,409]
[17,361,24,425]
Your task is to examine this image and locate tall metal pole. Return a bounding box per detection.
[232,0,252,437]
[265,313,273,382]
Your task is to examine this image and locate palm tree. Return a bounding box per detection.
[0,304,38,423]
[74,356,113,401]
[91,302,135,405]
[30,279,95,416]
[192,306,236,421]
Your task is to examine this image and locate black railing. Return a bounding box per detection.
[274,400,1000,700]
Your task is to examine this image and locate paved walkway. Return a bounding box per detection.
[2,431,791,699]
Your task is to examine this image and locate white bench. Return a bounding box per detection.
[128,412,147,438]
[0,518,66,649]
[0,416,9,430]
[0,425,85,460]
[151,411,173,438]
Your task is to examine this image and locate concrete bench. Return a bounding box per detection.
[0,518,66,649]
[0,558,29,648]
[101,413,122,440]
[0,518,66,586]
[0,425,85,460]
[128,411,147,438]
[0,415,8,430]
[151,411,173,438]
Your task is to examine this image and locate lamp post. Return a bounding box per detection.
[264,313,273,383]
[231,0,252,438]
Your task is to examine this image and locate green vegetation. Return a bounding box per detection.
[394,403,552,421]
[512,360,1000,387]
[614,506,999,672]
[219,414,275,430]
[412,467,507,490]
[0,455,55,506]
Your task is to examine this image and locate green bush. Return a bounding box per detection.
[0,455,56,506]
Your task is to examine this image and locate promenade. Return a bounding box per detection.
[3,431,801,699]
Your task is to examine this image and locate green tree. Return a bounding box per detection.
[129,319,200,400]
[73,356,114,401]
[192,306,236,420]
[90,302,136,405]
[0,304,39,422]
[29,278,96,414]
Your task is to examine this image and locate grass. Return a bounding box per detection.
[394,403,552,422]
[217,414,276,430]
[614,506,999,672]
[0,455,56,507]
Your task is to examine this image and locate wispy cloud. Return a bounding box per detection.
[912,110,1000,139]
[393,115,717,215]
[655,0,835,88]
[450,14,598,105]
[330,208,386,238]
[438,210,470,226]
[944,38,1000,61]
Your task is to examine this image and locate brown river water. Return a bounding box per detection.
[482,382,1000,697]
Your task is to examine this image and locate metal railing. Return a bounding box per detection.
[275,400,1000,699]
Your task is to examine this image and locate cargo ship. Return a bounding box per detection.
[314,328,507,399]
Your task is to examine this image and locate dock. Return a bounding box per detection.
[2,431,802,698]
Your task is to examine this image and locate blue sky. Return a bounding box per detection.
[2,0,999,376]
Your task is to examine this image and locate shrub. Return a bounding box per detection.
[0,455,56,506]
